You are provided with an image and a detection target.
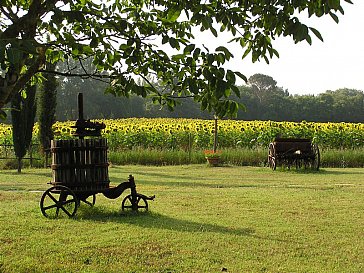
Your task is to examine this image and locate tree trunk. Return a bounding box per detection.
[17,157,22,173]
[213,116,218,153]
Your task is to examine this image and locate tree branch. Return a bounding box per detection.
[0,0,58,40]
[37,68,126,84]
[14,48,46,90]
[0,6,18,22]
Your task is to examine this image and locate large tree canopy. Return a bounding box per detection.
[0,0,352,118]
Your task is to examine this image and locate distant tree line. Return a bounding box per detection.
[236,74,364,123]
[55,72,364,123]
[3,66,363,123]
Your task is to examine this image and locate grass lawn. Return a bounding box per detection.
[0,165,363,273]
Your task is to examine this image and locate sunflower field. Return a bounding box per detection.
[1,118,364,150]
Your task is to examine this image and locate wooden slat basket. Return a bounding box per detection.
[51,138,109,191]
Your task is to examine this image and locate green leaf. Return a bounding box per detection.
[201,98,208,110]
[201,17,211,30]
[226,70,236,84]
[328,0,340,9]
[224,88,231,98]
[169,37,180,49]
[329,12,339,23]
[21,89,27,99]
[295,24,309,42]
[188,78,199,94]
[183,44,195,54]
[207,54,214,65]
[202,68,213,82]
[71,48,79,55]
[215,46,233,60]
[268,47,280,58]
[242,46,251,60]
[229,101,238,116]
[235,72,247,83]
[210,26,218,37]
[193,48,201,59]
[239,37,247,48]
[231,85,240,98]
[171,54,185,61]
[162,35,169,44]
[305,35,312,45]
[82,45,93,54]
[90,37,99,48]
[119,44,129,50]
[216,53,225,65]
[216,79,227,99]
[238,102,246,112]
[166,7,181,22]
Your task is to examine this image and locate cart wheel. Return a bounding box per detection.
[80,194,96,207]
[311,144,320,171]
[121,194,148,212]
[40,185,78,218]
[268,143,277,170]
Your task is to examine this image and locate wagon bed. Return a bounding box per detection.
[268,138,320,170]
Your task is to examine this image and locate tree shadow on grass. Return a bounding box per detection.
[108,172,212,185]
[74,206,291,243]
[76,206,254,237]
[108,165,236,182]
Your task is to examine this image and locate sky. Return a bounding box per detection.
[204,1,364,95]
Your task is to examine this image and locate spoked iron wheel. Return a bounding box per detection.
[311,144,320,171]
[268,143,277,170]
[40,185,79,218]
[121,194,148,212]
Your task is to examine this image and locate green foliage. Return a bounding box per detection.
[0,0,352,118]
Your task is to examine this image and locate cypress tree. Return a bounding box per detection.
[37,62,58,156]
[11,84,37,173]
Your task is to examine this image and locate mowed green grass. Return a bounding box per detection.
[0,165,363,273]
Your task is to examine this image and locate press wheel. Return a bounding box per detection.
[121,194,148,212]
[268,143,277,170]
[40,185,78,218]
[311,144,320,171]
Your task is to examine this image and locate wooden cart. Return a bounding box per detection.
[39,94,154,218]
[268,138,320,171]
